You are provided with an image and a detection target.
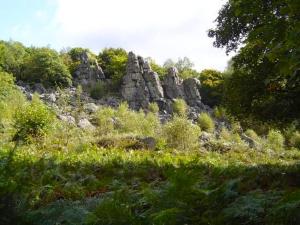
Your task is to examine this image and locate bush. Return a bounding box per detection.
[219,127,243,144]
[22,47,72,87]
[197,112,215,133]
[244,129,260,141]
[148,102,159,114]
[267,130,285,151]
[94,107,115,136]
[213,106,228,120]
[0,72,26,130]
[115,103,160,137]
[290,131,300,149]
[13,95,55,142]
[162,116,200,150]
[94,103,160,138]
[89,81,107,100]
[172,99,187,117]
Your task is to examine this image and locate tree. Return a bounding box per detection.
[145,57,167,78]
[199,69,224,107]
[0,40,27,76]
[98,48,128,90]
[209,0,300,121]
[22,47,72,87]
[163,57,199,79]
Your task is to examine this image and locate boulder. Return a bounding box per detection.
[58,115,76,125]
[138,137,157,150]
[84,103,99,114]
[78,118,95,130]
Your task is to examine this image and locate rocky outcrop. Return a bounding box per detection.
[183,78,202,106]
[121,52,204,112]
[72,51,105,86]
[162,67,184,99]
[121,52,150,109]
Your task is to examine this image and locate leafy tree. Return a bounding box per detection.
[0,40,27,76]
[66,47,98,76]
[199,69,224,107]
[209,0,300,121]
[98,48,128,89]
[21,47,72,87]
[163,57,199,79]
[145,57,167,78]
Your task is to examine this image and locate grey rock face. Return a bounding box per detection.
[78,118,95,130]
[84,103,99,114]
[58,114,76,125]
[142,67,164,101]
[162,67,184,100]
[121,52,150,110]
[183,78,201,106]
[73,51,105,86]
[121,52,204,114]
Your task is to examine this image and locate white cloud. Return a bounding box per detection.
[53,0,231,71]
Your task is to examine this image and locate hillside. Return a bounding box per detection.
[1,0,300,224]
[0,40,300,224]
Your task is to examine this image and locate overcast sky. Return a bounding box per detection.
[0,0,231,71]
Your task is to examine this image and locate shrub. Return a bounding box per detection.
[290,131,300,149]
[115,103,160,137]
[197,112,215,133]
[94,107,115,136]
[213,106,227,120]
[13,95,55,142]
[219,127,243,144]
[148,102,159,114]
[89,81,107,100]
[172,99,187,117]
[267,130,285,151]
[244,129,260,141]
[162,116,200,150]
[94,103,160,138]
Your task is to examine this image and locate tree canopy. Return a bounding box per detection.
[98,48,128,89]
[209,0,300,121]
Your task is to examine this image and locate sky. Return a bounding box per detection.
[0,0,232,71]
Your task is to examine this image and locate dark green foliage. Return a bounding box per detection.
[209,0,300,121]
[199,69,224,107]
[22,47,72,87]
[222,191,281,225]
[98,48,128,89]
[267,191,300,225]
[25,200,91,225]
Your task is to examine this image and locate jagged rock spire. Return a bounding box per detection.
[121,52,203,112]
